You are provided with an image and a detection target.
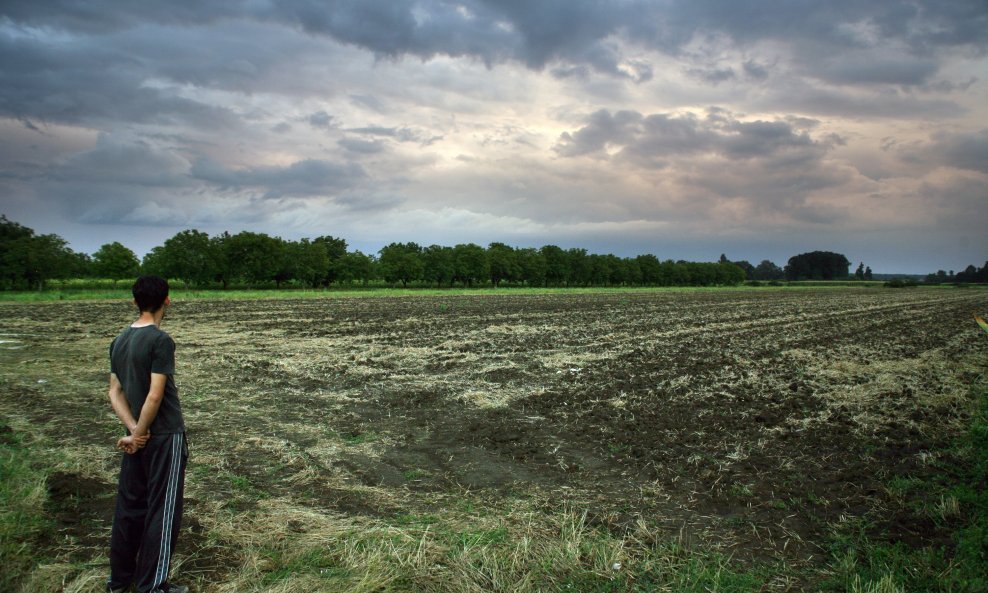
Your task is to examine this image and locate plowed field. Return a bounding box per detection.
[1,288,985,590]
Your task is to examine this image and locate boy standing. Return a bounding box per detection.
[107,275,188,593]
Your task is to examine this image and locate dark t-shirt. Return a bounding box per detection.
[109,325,185,434]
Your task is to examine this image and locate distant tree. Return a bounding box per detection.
[604,254,625,285]
[379,242,423,287]
[864,266,873,281]
[452,243,488,287]
[422,244,455,287]
[24,233,78,290]
[567,248,591,286]
[0,215,84,288]
[636,254,661,285]
[339,250,375,285]
[715,262,746,285]
[515,248,547,286]
[784,251,850,281]
[282,238,330,287]
[855,262,865,280]
[222,231,285,287]
[313,235,347,285]
[731,259,755,280]
[156,229,216,288]
[719,253,730,264]
[210,232,232,289]
[955,264,979,283]
[540,245,569,286]
[487,242,519,287]
[622,257,643,285]
[93,242,141,281]
[141,246,167,277]
[752,260,784,281]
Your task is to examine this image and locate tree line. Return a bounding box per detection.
[4,214,916,290]
[924,263,988,285]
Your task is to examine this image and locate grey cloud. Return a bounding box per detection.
[556,109,830,165]
[347,126,443,145]
[685,66,736,84]
[308,111,335,128]
[935,129,988,174]
[743,59,769,80]
[49,134,190,187]
[0,30,239,129]
[190,157,366,198]
[338,137,386,154]
[554,110,644,157]
[4,0,984,96]
[810,53,940,86]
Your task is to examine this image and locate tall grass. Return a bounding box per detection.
[0,418,52,593]
[822,380,988,592]
[202,506,767,593]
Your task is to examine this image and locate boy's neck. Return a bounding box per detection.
[132,309,164,328]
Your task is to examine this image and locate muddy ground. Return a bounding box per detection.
[1,288,985,587]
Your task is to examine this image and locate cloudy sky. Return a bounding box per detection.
[2,1,986,273]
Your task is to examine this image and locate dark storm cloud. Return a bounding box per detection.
[555,108,828,166]
[932,129,988,174]
[7,0,982,90]
[190,157,366,198]
[307,111,335,129]
[338,137,386,154]
[0,29,238,129]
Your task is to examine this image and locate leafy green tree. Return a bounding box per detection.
[222,231,285,287]
[282,238,330,287]
[93,242,140,280]
[157,229,217,288]
[636,254,661,285]
[622,257,642,285]
[567,248,591,286]
[28,234,78,289]
[487,242,519,287]
[715,262,746,285]
[784,251,850,281]
[855,262,865,280]
[379,242,424,287]
[452,243,489,287]
[864,266,873,281]
[732,259,754,280]
[515,247,547,286]
[210,232,233,289]
[540,245,569,286]
[339,250,376,285]
[313,235,347,285]
[422,245,455,287]
[753,260,784,281]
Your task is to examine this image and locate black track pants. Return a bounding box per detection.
[108,432,188,593]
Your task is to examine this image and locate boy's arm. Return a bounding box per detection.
[108,373,139,434]
[132,372,168,437]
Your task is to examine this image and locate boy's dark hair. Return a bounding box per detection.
[132,275,169,313]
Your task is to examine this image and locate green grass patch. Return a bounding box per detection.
[822,381,988,592]
[0,418,53,593]
[4,280,977,303]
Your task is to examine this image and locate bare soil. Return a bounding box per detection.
[1,288,985,586]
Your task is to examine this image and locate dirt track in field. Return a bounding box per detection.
[1,288,986,579]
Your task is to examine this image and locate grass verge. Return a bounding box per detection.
[821,380,988,592]
[0,417,53,593]
[0,282,969,303]
[210,505,771,593]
